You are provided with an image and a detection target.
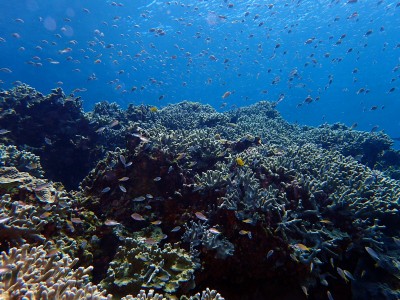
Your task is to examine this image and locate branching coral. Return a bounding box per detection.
[101,237,197,296]
[0,243,111,299]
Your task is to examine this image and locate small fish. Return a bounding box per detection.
[350,123,358,130]
[95,126,107,133]
[40,212,52,218]
[71,217,83,224]
[267,249,274,259]
[119,185,127,193]
[119,155,126,166]
[239,230,252,238]
[44,137,52,145]
[34,182,51,192]
[146,194,153,199]
[195,211,208,221]
[320,219,333,225]
[66,220,75,232]
[25,162,38,170]
[327,291,334,300]
[295,243,310,251]
[132,196,146,202]
[175,153,186,162]
[45,248,59,258]
[0,129,11,134]
[118,177,129,182]
[209,227,221,234]
[221,91,232,99]
[337,267,349,283]
[132,133,149,143]
[109,120,119,128]
[131,213,145,221]
[321,279,328,286]
[236,157,245,166]
[365,246,380,261]
[343,270,355,281]
[153,176,162,182]
[151,220,162,225]
[301,285,308,297]
[242,218,253,224]
[171,226,181,232]
[0,68,12,73]
[370,125,379,133]
[101,187,111,193]
[104,219,120,226]
[144,238,158,245]
[0,217,11,224]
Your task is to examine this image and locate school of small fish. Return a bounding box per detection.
[0,0,399,134]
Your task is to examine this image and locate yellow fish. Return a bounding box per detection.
[294,243,311,251]
[236,157,245,166]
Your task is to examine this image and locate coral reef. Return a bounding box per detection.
[1,84,400,299]
[0,84,102,189]
[0,144,44,178]
[101,237,197,297]
[0,243,111,299]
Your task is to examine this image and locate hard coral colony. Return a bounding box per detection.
[0,84,400,299]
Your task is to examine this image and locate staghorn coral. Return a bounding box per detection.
[182,220,234,259]
[187,288,225,300]
[101,237,197,296]
[120,288,224,300]
[0,243,111,299]
[0,166,96,264]
[121,289,166,300]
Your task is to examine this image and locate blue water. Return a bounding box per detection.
[0,0,399,142]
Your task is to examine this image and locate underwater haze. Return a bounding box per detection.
[0,0,399,142]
